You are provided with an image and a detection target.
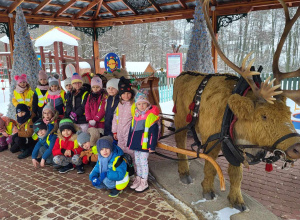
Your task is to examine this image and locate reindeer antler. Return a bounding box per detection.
[272,0,300,105]
[203,0,283,103]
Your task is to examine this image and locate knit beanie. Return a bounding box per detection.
[48,74,59,87]
[76,130,91,146]
[14,74,27,84]
[135,89,150,104]
[64,77,72,86]
[42,103,55,115]
[107,78,120,90]
[59,118,76,133]
[96,136,113,152]
[118,76,134,96]
[91,76,103,88]
[33,119,48,134]
[71,73,83,84]
[16,104,30,114]
[38,70,47,80]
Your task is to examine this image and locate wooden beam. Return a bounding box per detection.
[102,2,118,17]
[73,0,101,19]
[211,9,217,72]
[54,0,77,18]
[148,0,162,12]
[32,0,51,15]
[93,40,100,74]
[8,0,24,14]
[93,0,104,20]
[53,41,60,74]
[177,0,187,9]
[39,46,46,70]
[121,0,138,15]
[74,46,79,73]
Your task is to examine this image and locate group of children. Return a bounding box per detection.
[0,70,160,197]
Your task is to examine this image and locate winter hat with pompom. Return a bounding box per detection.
[71,73,83,84]
[0,114,5,130]
[48,73,59,87]
[14,74,27,84]
[38,70,47,80]
[91,76,103,88]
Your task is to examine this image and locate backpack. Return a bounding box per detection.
[115,153,135,176]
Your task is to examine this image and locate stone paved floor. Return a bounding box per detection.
[0,150,186,220]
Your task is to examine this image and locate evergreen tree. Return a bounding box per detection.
[7,6,40,117]
[184,0,214,73]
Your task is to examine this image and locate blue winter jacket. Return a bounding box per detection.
[89,144,127,182]
[31,123,57,160]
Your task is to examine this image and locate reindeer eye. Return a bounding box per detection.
[261,115,267,120]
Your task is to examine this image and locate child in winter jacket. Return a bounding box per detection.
[46,74,66,117]
[12,74,34,109]
[64,77,72,103]
[52,118,84,174]
[32,119,57,168]
[65,73,89,132]
[89,136,128,197]
[11,104,37,159]
[127,89,160,193]
[104,78,120,136]
[32,70,49,119]
[0,113,18,152]
[112,77,135,158]
[85,76,107,135]
[42,103,60,132]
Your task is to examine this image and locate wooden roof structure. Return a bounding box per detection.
[0,0,299,28]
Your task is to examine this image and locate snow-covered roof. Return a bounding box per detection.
[34,27,80,47]
[79,61,91,69]
[0,35,9,44]
[99,61,154,72]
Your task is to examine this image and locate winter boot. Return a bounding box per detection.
[135,178,149,193]
[109,188,123,197]
[76,164,85,174]
[0,136,8,151]
[130,176,141,190]
[59,163,74,173]
[0,145,8,152]
[17,149,31,159]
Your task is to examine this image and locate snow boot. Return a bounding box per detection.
[135,178,149,193]
[59,163,74,173]
[130,176,141,190]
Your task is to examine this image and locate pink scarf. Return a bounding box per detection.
[37,85,49,90]
[15,85,27,93]
[48,89,61,96]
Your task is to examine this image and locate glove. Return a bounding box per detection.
[70,112,77,121]
[89,120,96,126]
[99,172,107,183]
[91,177,101,186]
[82,156,89,164]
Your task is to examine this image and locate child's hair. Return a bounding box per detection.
[59,118,76,133]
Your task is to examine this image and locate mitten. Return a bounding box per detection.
[99,171,107,183]
[70,112,77,121]
[89,120,96,126]
[91,177,101,186]
[82,156,89,164]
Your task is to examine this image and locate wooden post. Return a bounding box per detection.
[211,10,218,73]
[53,41,60,74]
[39,46,46,70]
[74,46,79,73]
[121,54,126,69]
[93,41,100,74]
[8,16,14,84]
[4,43,12,75]
[59,42,66,79]
[49,51,53,73]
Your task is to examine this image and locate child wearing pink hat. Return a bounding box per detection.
[12,74,34,109]
[85,76,107,135]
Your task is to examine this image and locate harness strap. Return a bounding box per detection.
[270,133,300,151]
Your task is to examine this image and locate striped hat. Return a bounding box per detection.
[59,118,76,133]
[71,73,83,84]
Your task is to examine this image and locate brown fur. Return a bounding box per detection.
[173,72,300,208]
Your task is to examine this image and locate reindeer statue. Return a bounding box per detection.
[173,0,300,211]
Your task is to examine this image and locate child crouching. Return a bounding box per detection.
[89,136,129,197]
[0,113,18,152]
[52,118,84,174]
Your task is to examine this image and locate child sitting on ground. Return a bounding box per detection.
[32,119,57,168]
[104,78,120,136]
[42,103,60,131]
[89,136,128,197]
[32,70,49,119]
[0,113,18,152]
[52,118,84,174]
[46,74,66,118]
[11,104,37,159]
[127,89,160,192]
[77,128,100,165]
[12,74,34,109]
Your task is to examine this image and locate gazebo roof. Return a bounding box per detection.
[0,0,299,28]
[34,27,80,47]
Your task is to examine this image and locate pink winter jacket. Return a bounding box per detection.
[112,101,134,149]
[85,92,108,129]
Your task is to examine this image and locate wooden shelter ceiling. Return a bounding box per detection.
[0,0,299,28]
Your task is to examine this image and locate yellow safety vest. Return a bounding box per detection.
[14,89,34,106]
[59,139,79,149]
[91,145,98,155]
[17,119,31,131]
[6,122,13,135]
[82,91,88,115]
[35,88,47,107]
[97,98,105,122]
[115,103,135,124]
[112,156,129,190]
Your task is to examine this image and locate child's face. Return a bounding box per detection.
[50,85,58,92]
[100,148,111,158]
[72,82,82,91]
[92,85,101,93]
[17,111,26,117]
[18,81,27,88]
[65,84,72,92]
[39,79,47,85]
[136,102,149,112]
[107,87,118,96]
[37,129,47,137]
[121,92,132,101]
[43,109,54,121]
[83,142,91,150]
[62,129,72,138]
